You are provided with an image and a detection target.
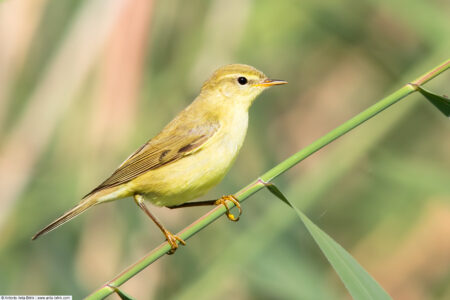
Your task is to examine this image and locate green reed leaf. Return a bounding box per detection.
[416,85,450,117]
[266,184,392,300]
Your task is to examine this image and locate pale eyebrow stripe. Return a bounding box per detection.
[219,73,260,81]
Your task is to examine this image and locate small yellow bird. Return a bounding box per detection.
[32,64,287,253]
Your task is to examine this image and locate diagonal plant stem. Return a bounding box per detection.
[86,58,449,299]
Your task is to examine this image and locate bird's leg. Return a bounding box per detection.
[167,195,242,222]
[167,200,217,208]
[133,194,185,254]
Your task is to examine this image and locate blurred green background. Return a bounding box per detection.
[1,0,449,299]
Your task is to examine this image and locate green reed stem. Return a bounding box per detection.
[86,58,449,299]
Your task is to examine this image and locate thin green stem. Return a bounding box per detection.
[86,58,449,299]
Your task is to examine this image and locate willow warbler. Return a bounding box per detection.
[32,64,287,253]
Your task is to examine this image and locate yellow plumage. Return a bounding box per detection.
[32,64,287,252]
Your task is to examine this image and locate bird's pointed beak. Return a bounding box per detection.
[253,79,288,87]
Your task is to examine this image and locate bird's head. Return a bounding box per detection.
[200,64,287,110]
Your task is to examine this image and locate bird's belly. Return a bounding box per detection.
[129,131,245,207]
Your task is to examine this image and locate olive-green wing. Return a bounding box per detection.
[85,121,220,197]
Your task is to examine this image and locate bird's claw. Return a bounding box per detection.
[215,195,241,221]
[163,229,186,255]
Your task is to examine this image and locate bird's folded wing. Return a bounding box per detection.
[84,121,220,197]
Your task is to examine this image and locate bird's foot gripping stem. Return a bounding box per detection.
[163,229,186,255]
[215,195,242,221]
[134,193,185,255]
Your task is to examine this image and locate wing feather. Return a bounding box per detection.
[84,120,219,197]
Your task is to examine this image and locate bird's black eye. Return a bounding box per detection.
[237,76,248,85]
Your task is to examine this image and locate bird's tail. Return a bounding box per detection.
[31,196,98,240]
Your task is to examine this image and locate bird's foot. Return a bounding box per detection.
[163,229,186,255]
[215,195,241,221]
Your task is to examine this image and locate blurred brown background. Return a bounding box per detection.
[0,0,449,299]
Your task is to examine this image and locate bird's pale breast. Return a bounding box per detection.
[129,110,249,207]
